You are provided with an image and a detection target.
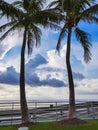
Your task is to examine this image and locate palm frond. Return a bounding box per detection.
[28,24,42,49]
[33,25,42,47]
[75,0,95,12]
[33,9,63,26]
[0,21,16,32]
[12,1,23,8]
[47,0,62,12]
[27,0,46,13]
[36,0,46,8]
[75,27,92,63]
[79,0,95,7]
[0,0,24,19]
[76,3,98,23]
[48,0,60,8]
[82,3,98,16]
[81,15,98,23]
[56,24,67,52]
[43,21,61,31]
[0,22,19,41]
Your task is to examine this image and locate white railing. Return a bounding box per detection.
[0,100,98,125]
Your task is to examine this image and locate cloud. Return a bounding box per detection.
[0,35,20,59]
[25,54,47,70]
[1,45,21,63]
[0,46,97,100]
[86,68,98,78]
[0,44,7,59]
[0,84,67,100]
[25,54,58,86]
[0,84,20,100]
[0,78,98,101]
[0,54,66,87]
[83,42,98,78]
[0,43,97,93]
[0,66,19,84]
[75,78,98,100]
[73,72,85,80]
[25,54,66,87]
[71,55,85,73]
[46,45,85,74]
[0,54,48,85]
[0,48,85,87]
[26,73,65,87]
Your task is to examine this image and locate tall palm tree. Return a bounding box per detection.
[48,0,98,118]
[0,0,61,123]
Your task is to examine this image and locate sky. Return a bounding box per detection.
[0,0,98,101]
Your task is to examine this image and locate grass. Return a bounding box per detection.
[0,120,98,130]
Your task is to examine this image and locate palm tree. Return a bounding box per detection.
[48,0,98,118]
[0,0,61,123]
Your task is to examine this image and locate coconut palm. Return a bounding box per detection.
[0,0,61,123]
[48,0,98,118]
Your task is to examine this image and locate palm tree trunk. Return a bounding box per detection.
[66,28,75,118]
[20,28,31,123]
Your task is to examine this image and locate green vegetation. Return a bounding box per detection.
[0,120,98,130]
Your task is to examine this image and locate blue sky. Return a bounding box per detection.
[0,0,98,101]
